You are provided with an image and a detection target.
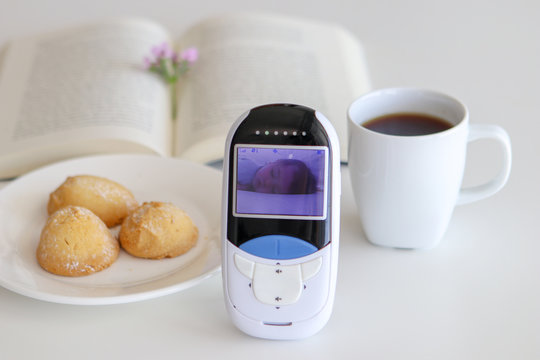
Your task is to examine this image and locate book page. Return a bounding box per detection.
[174,13,370,163]
[0,18,171,178]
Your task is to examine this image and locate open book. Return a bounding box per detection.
[0,13,370,178]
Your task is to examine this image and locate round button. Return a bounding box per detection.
[239,235,318,260]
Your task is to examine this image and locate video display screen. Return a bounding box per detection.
[234,145,328,218]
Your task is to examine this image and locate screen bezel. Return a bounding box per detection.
[232,144,329,220]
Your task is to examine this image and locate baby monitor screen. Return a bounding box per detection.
[234,145,328,218]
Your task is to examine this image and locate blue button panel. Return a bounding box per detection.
[239,235,318,260]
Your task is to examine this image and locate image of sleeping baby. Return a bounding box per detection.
[235,146,326,217]
[237,158,317,194]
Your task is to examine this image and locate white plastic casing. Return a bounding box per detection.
[221,107,341,340]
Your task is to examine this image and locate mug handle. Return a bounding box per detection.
[457,124,512,205]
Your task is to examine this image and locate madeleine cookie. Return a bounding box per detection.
[37,205,119,276]
[48,175,138,227]
[119,202,198,259]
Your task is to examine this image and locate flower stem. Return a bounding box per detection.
[170,82,177,121]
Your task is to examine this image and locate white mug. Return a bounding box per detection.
[347,88,512,249]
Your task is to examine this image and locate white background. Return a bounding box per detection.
[0,0,538,359]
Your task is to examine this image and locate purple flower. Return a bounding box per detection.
[143,56,153,69]
[151,43,164,57]
[151,42,175,59]
[180,47,198,64]
[143,44,199,120]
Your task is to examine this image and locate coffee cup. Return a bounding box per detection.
[347,88,512,249]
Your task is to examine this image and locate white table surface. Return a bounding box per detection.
[1,1,539,359]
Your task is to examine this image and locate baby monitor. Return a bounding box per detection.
[221,104,341,340]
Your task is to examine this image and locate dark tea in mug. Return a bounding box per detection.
[363,112,453,136]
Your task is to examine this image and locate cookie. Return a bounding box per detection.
[47,175,138,227]
[119,202,198,259]
[37,205,119,276]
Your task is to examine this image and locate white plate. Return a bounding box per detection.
[0,154,222,305]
